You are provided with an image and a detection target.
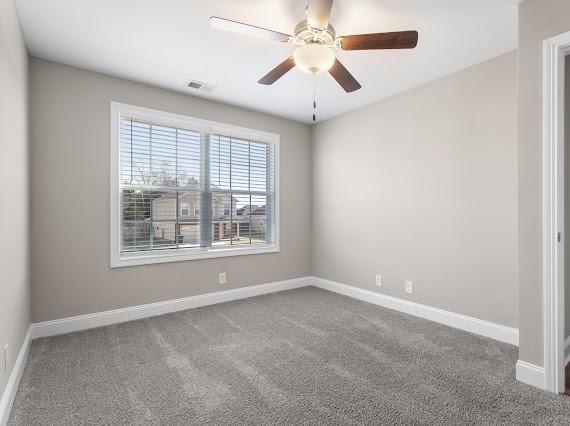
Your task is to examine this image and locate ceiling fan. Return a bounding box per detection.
[209,0,419,94]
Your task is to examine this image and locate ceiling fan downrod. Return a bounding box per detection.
[313,74,317,122]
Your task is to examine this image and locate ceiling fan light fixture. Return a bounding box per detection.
[210,1,419,95]
[293,44,335,74]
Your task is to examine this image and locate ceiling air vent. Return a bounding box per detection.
[186,79,217,93]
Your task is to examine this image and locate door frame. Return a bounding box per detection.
[543,31,570,394]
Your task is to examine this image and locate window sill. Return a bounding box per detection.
[110,244,280,268]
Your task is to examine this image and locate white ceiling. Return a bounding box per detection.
[16,0,519,124]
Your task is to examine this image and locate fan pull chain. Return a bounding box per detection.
[312,74,317,122]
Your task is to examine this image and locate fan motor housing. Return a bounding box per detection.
[294,20,336,46]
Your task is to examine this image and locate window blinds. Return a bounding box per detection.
[119,118,276,254]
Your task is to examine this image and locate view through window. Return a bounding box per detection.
[116,111,277,263]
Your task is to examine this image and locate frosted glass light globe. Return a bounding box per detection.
[293,44,336,74]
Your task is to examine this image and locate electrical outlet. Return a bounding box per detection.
[218,272,227,285]
[3,343,8,373]
[405,280,413,294]
[375,275,382,287]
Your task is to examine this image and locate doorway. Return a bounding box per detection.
[565,53,570,396]
[543,31,570,394]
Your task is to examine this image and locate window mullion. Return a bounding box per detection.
[149,125,154,249]
[266,144,273,244]
[175,129,179,250]
[200,133,212,248]
[130,118,133,184]
[175,191,179,249]
[248,141,252,244]
[230,139,233,246]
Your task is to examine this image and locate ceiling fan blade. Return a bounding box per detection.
[210,16,290,43]
[258,57,296,85]
[306,0,334,30]
[329,58,361,93]
[340,31,418,50]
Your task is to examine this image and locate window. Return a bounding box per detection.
[180,202,189,216]
[110,102,279,267]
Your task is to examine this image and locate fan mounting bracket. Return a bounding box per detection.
[292,20,337,47]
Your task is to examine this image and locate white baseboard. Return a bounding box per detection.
[516,360,546,390]
[565,336,570,367]
[31,277,311,339]
[30,275,520,350]
[311,276,519,346]
[0,327,31,426]
[30,276,521,346]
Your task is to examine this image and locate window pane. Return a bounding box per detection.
[151,192,177,222]
[251,195,267,244]
[121,119,202,188]
[178,192,200,248]
[121,190,152,252]
[211,191,233,247]
[208,135,274,249]
[230,138,250,192]
[212,222,232,247]
[232,195,251,246]
[121,190,182,252]
[121,120,151,185]
[150,124,177,186]
[177,129,201,187]
[210,135,231,190]
[178,224,200,248]
[250,142,268,192]
[151,222,177,250]
[121,222,152,252]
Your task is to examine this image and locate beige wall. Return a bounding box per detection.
[312,52,518,328]
[0,0,30,399]
[518,0,570,366]
[29,57,311,322]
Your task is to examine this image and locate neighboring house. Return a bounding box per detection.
[151,191,267,245]
[236,205,258,217]
[251,205,266,216]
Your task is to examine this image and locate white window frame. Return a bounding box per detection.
[110,102,280,268]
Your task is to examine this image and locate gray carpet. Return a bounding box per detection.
[8,287,570,425]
